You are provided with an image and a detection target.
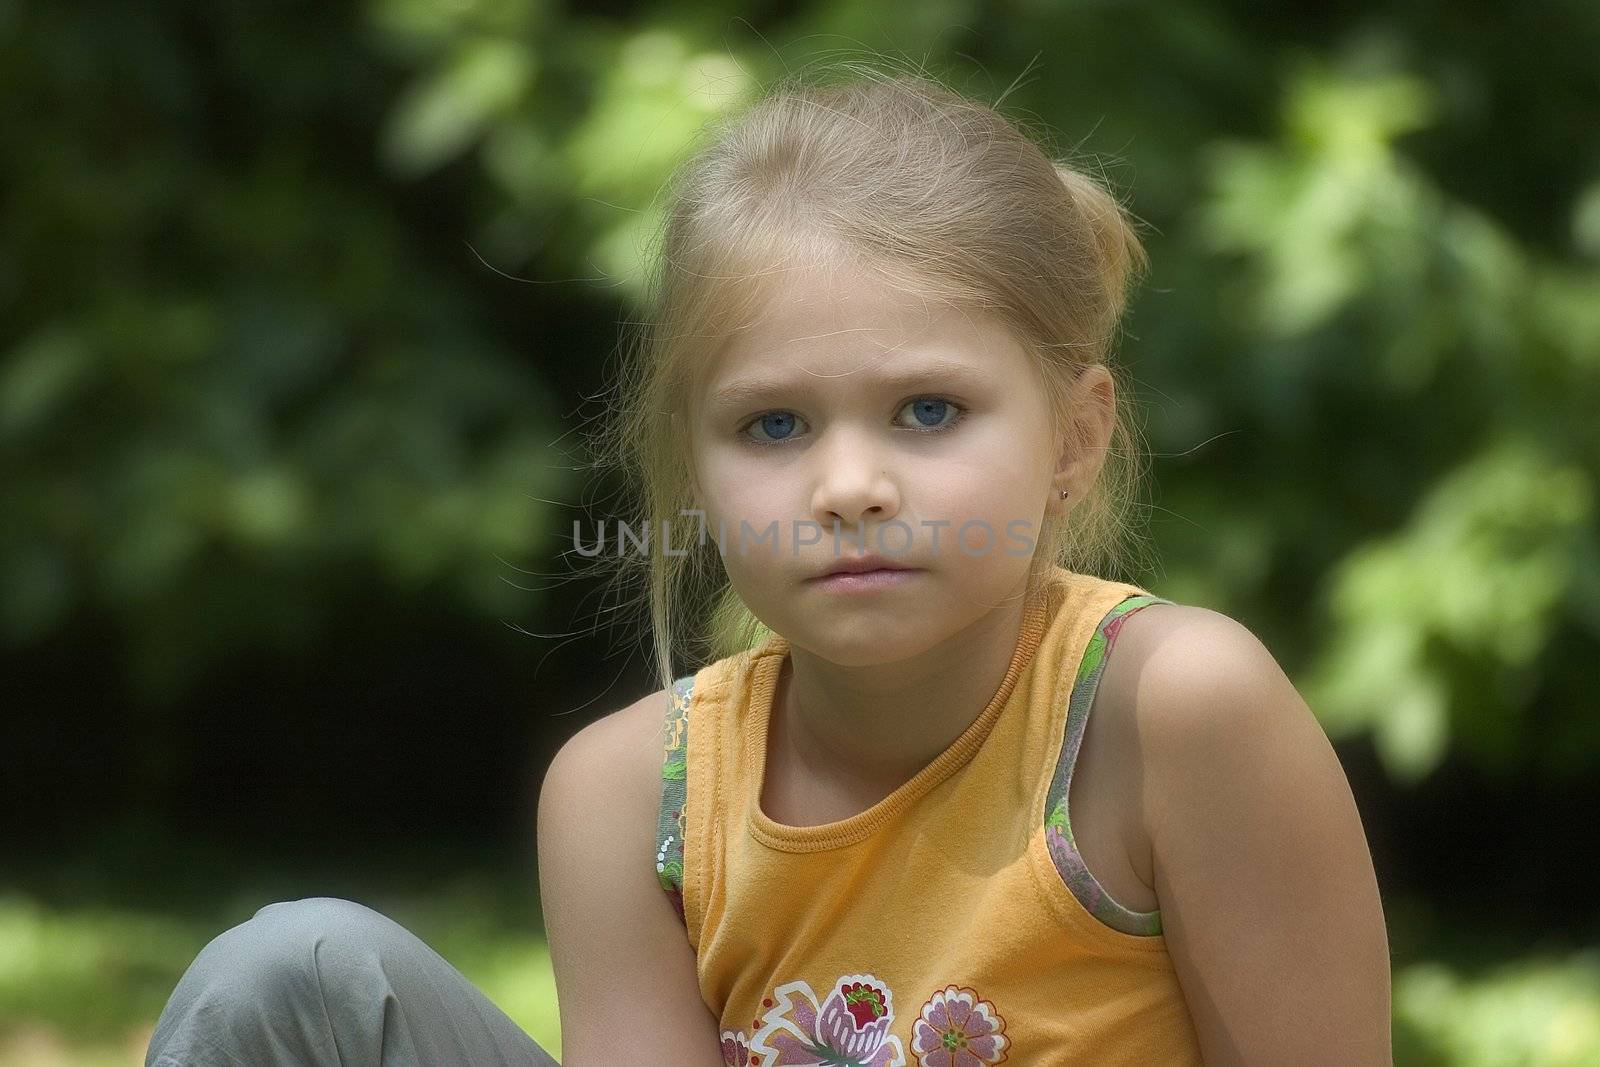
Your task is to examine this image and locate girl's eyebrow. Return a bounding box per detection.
[706,357,990,411]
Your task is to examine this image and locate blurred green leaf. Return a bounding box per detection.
[383,36,536,178]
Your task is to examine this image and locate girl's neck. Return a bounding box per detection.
[768,584,1037,797]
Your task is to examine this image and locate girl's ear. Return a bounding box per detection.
[1050,364,1117,512]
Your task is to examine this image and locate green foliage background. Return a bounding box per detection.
[2,1,1597,1062]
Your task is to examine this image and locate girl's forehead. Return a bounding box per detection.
[701,265,1004,386]
[742,257,946,329]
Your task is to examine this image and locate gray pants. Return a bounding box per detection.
[145,897,560,1066]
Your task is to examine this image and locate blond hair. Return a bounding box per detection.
[584,59,1155,695]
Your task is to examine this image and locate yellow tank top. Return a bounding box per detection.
[655,565,1204,1064]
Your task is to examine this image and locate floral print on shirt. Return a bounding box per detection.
[720,974,1008,1067]
[748,972,903,1066]
[908,984,1011,1067]
[721,1028,752,1066]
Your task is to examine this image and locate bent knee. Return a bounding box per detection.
[251,896,395,943]
[254,896,433,970]
[148,898,404,1058]
[187,897,394,999]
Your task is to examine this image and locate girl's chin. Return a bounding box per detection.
[786,625,946,667]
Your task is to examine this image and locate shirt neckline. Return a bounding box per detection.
[743,577,1053,853]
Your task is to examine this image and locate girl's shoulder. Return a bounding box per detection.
[1093,597,1214,674]
[1104,601,1289,735]
[1087,601,1393,1050]
[547,684,681,817]
[1093,599,1293,772]
[1092,599,1323,863]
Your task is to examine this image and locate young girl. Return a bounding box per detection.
[145,64,1391,1066]
[538,64,1392,1064]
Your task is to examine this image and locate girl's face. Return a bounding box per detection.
[689,262,1071,666]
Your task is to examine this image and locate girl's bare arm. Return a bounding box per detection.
[1135,607,1393,1065]
[537,688,726,1066]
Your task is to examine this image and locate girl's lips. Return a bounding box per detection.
[808,568,922,592]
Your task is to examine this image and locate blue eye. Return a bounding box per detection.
[903,397,956,429]
[737,397,967,446]
[743,411,803,444]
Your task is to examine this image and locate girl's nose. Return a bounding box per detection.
[808,430,900,531]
